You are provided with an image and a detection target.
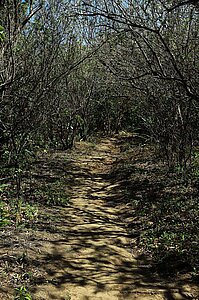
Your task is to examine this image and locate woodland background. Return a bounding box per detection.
[0,0,199,289]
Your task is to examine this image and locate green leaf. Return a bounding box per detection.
[0,184,8,192]
[0,29,5,42]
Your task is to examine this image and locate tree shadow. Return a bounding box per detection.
[0,136,198,299]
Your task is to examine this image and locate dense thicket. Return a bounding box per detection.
[0,0,199,169]
[74,0,199,168]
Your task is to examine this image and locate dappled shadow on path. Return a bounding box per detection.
[0,136,198,299]
[26,137,197,299]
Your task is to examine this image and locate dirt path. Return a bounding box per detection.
[0,136,198,299]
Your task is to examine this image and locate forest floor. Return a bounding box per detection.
[0,133,198,299]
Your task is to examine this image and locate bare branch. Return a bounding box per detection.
[168,0,199,12]
[21,4,42,30]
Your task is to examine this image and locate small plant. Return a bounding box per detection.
[0,200,10,227]
[14,286,32,300]
[0,25,5,42]
[35,180,69,207]
[15,201,38,227]
[0,183,8,193]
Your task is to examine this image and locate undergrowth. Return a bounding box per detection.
[14,286,32,300]
[0,175,69,229]
[32,180,69,207]
[116,136,199,279]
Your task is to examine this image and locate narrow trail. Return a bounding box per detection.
[29,137,195,300]
[1,136,197,300]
